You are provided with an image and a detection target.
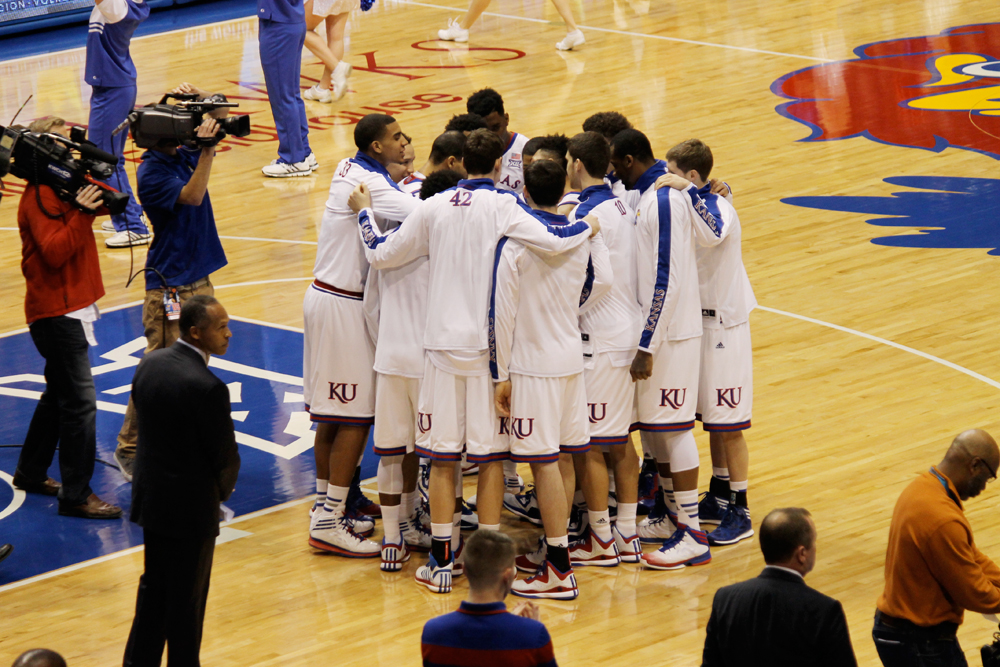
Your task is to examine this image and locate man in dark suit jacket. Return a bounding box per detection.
[123,295,240,667]
[701,507,857,667]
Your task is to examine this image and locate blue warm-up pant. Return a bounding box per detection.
[258,18,311,165]
[89,84,147,234]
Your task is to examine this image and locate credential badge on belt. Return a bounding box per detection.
[163,288,181,321]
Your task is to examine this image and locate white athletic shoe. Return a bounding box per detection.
[638,513,678,543]
[438,18,469,42]
[332,62,353,101]
[461,460,479,476]
[506,474,525,494]
[415,554,453,593]
[309,512,380,557]
[261,160,314,178]
[105,230,151,248]
[414,502,432,531]
[515,537,547,573]
[555,29,585,51]
[512,560,578,600]
[569,529,621,567]
[380,538,411,572]
[641,527,711,570]
[101,219,115,232]
[613,524,642,563]
[466,494,477,509]
[306,152,319,171]
[303,84,332,103]
[401,518,432,552]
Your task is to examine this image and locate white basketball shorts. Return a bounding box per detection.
[697,322,753,431]
[632,336,701,432]
[506,372,590,462]
[584,352,634,446]
[302,281,376,425]
[373,373,421,455]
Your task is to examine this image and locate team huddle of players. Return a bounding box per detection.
[301,87,756,600]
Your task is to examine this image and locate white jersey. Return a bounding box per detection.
[496,132,529,195]
[363,256,428,378]
[607,173,637,209]
[357,178,593,355]
[491,210,611,381]
[634,161,725,354]
[401,171,425,197]
[694,187,756,328]
[314,154,419,292]
[571,184,642,362]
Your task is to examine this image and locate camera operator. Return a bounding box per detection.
[12,177,122,519]
[874,429,1000,666]
[114,83,229,480]
[86,0,151,248]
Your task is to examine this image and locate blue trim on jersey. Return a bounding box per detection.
[530,209,590,238]
[349,152,402,191]
[458,178,497,191]
[532,210,569,226]
[358,208,396,249]
[580,257,595,308]
[488,237,509,381]
[685,184,724,237]
[638,188,673,350]
[575,183,615,218]
[504,132,520,153]
[632,160,668,193]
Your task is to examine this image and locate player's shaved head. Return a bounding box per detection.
[759,508,816,574]
[12,649,67,667]
[463,530,516,592]
[939,429,998,500]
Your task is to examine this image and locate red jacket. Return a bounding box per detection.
[19,185,106,324]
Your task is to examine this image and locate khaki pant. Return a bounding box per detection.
[115,278,214,458]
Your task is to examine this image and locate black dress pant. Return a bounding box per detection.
[17,316,96,506]
[124,529,216,667]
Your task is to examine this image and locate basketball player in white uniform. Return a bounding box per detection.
[563,132,644,566]
[401,131,467,197]
[492,159,610,599]
[658,140,755,548]
[609,129,727,571]
[466,88,529,198]
[305,114,418,558]
[348,129,598,594]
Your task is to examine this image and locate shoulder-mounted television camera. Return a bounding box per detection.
[126,92,251,149]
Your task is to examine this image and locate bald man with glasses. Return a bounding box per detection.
[874,429,1000,667]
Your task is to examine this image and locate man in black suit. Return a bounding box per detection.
[701,507,857,667]
[123,295,240,667]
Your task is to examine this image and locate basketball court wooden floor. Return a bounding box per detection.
[3,0,1000,664]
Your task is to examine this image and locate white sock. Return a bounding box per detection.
[382,504,401,543]
[617,502,637,536]
[661,477,677,516]
[479,523,500,532]
[324,485,349,518]
[607,470,617,494]
[675,489,700,532]
[712,467,730,480]
[503,459,518,483]
[315,479,328,506]
[589,509,612,542]
[401,491,417,519]
[730,479,748,492]
[451,512,462,551]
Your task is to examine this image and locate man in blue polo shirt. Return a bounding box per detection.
[86,0,151,248]
[421,530,558,667]
[258,0,316,178]
[113,84,228,479]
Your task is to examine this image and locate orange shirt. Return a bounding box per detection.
[877,467,1000,626]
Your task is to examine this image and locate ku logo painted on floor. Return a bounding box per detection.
[773,23,1000,256]
[0,306,341,585]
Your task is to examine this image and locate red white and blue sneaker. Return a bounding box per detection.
[641,526,711,570]
[503,486,543,525]
[512,560,579,600]
[309,512,380,558]
[638,511,678,543]
[415,554,453,594]
[637,459,659,516]
[612,524,642,563]
[311,502,374,537]
[568,504,589,540]
[380,538,411,572]
[414,500,431,531]
[569,529,621,567]
[698,491,727,526]
[348,481,381,518]
[401,517,432,552]
[460,499,479,531]
[515,537,547,573]
[707,505,754,546]
[417,460,430,502]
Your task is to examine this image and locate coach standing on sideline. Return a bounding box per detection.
[124,296,240,667]
[12,182,122,520]
[114,83,229,482]
[874,429,1000,667]
[258,0,315,178]
[86,0,151,248]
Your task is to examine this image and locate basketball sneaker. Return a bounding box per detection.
[637,458,659,516]
[309,513,380,557]
[461,460,479,476]
[331,61,352,101]
[555,29,585,51]
[707,505,753,546]
[569,529,620,567]
[348,481,381,518]
[503,486,542,525]
[453,537,466,577]
[416,554,453,594]
[414,500,431,530]
[380,538,410,572]
[515,537,547,573]
[460,500,479,531]
[638,512,678,543]
[303,84,332,103]
[401,517,432,552]
[506,473,525,494]
[261,160,313,178]
[567,504,589,541]
[512,561,579,600]
[607,490,618,521]
[437,18,469,42]
[613,524,642,563]
[417,461,430,502]
[466,494,477,509]
[306,152,319,171]
[344,508,375,537]
[698,491,727,526]
[641,526,711,570]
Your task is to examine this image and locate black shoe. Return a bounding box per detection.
[0,544,12,564]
